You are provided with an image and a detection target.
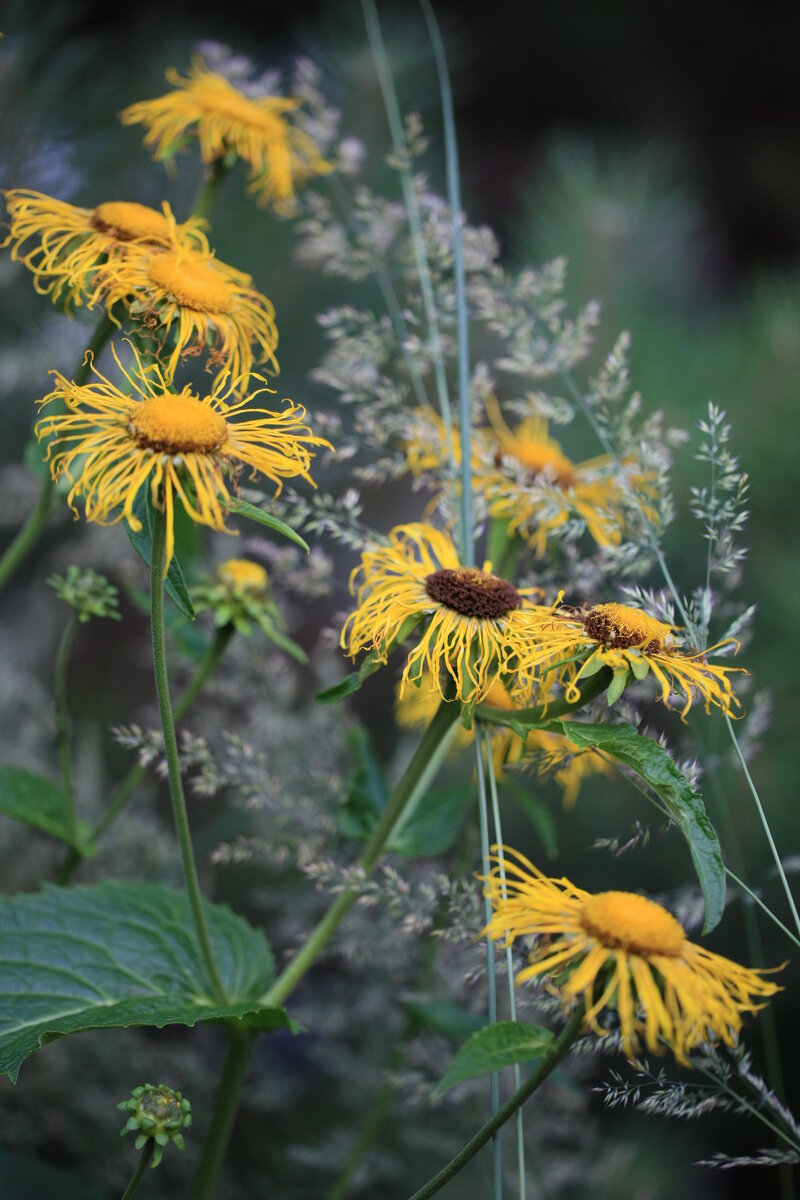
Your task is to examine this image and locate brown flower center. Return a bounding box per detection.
[425,567,522,619]
[580,891,685,958]
[583,603,674,653]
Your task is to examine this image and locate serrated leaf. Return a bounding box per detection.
[225,497,309,552]
[432,1021,554,1097]
[538,720,725,932]
[0,882,290,1082]
[125,487,195,620]
[0,765,80,848]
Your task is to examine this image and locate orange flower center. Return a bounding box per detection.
[147,253,235,314]
[497,439,576,488]
[128,392,229,455]
[90,201,172,243]
[583,603,675,652]
[425,567,522,619]
[219,559,268,592]
[580,891,685,957]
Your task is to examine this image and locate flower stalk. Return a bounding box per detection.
[150,503,227,1005]
[119,1142,155,1200]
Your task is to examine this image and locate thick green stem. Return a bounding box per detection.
[192,157,229,221]
[119,1141,155,1200]
[53,610,79,842]
[263,696,462,1008]
[408,1007,585,1200]
[150,505,227,1005]
[0,311,116,596]
[189,1025,257,1200]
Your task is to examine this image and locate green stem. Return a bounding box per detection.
[192,157,229,222]
[263,696,462,1008]
[150,505,228,1005]
[0,312,116,596]
[474,667,611,728]
[408,1007,585,1200]
[119,1141,155,1200]
[189,1025,257,1200]
[474,734,502,1199]
[53,610,79,842]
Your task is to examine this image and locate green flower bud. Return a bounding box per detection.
[48,565,122,623]
[118,1083,192,1168]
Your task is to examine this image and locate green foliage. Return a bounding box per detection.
[0,883,290,1082]
[433,1021,555,1097]
[0,764,85,849]
[317,615,423,704]
[224,497,310,551]
[125,487,195,620]
[47,566,121,622]
[534,720,726,932]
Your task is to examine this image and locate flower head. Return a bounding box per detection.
[522,599,744,719]
[342,523,547,706]
[47,565,122,623]
[36,342,329,568]
[2,190,208,309]
[93,245,279,388]
[120,60,330,212]
[118,1083,191,1168]
[191,557,306,661]
[484,848,781,1064]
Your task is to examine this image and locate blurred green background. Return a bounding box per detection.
[0,0,798,1197]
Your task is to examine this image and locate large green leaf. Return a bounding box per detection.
[0,882,290,1082]
[537,720,726,932]
[224,497,309,551]
[433,1021,554,1097]
[0,765,83,849]
[125,487,195,620]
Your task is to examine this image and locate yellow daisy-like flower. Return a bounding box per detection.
[120,60,331,212]
[94,244,279,388]
[403,398,647,556]
[484,847,781,1064]
[35,342,329,568]
[2,190,209,309]
[396,675,613,804]
[522,599,744,720]
[218,558,269,594]
[342,523,547,706]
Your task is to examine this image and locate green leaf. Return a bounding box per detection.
[0,765,81,848]
[125,487,195,620]
[406,999,485,1043]
[433,1021,554,1097]
[339,727,389,839]
[503,779,558,859]
[606,668,629,706]
[538,720,726,932]
[0,882,291,1082]
[390,785,472,857]
[225,497,309,552]
[317,615,423,705]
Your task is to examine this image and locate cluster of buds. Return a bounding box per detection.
[47,565,121,622]
[192,558,307,662]
[118,1083,192,1167]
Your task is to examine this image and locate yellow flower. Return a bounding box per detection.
[35,342,329,568]
[342,523,548,706]
[403,398,648,556]
[120,60,331,212]
[484,847,781,1064]
[94,245,279,388]
[522,600,744,720]
[396,675,613,803]
[1,190,209,309]
[218,558,269,594]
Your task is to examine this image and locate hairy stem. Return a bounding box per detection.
[408,1007,585,1200]
[119,1141,155,1200]
[189,1025,257,1200]
[0,312,116,596]
[150,505,228,1005]
[53,610,79,843]
[263,695,462,1008]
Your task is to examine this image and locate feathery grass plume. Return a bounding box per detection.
[520,599,745,719]
[1,191,209,310]
[92,243,279,388]
[35,342,329,568]
[484,847,781,1064]
[341,522,549,706]
[120,58,331,212]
